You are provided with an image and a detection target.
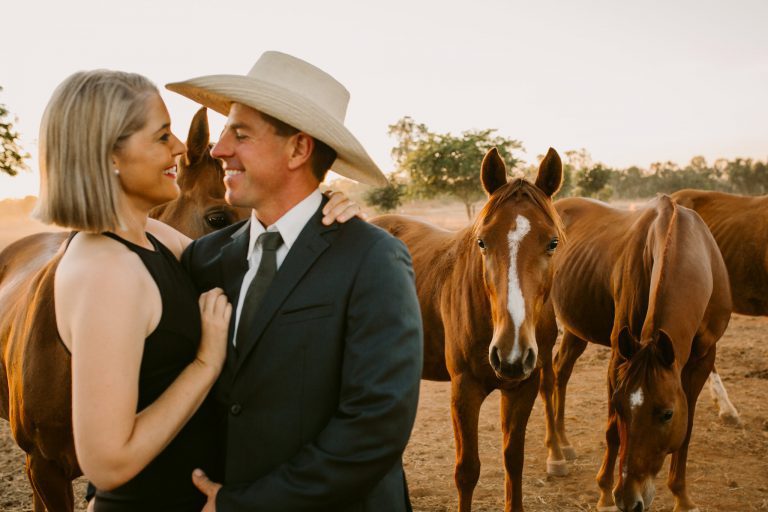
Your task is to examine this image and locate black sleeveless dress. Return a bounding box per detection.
[85,232,223,511]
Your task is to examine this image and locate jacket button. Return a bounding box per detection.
[230,404,242,416]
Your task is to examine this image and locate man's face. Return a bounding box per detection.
[211,103,292,209]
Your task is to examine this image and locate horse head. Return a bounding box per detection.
[475,147,563,381]
[610,326,688,512]
[150,107,250,238]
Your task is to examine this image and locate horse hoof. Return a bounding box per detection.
[562,445,577,460]
[719,411,743,427]
[546,458,568,476]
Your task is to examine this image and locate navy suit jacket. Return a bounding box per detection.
[182,200,423,512]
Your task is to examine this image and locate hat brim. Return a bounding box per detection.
[166,75,388,187]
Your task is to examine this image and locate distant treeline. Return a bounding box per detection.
[553,149,768,201]
[364,117,767,215]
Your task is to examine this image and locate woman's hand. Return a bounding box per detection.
[196,288,232,375]
[322,190,363,225]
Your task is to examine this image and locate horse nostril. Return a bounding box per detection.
[490,346,501,371]
[632,500,644,512]
[523,347,537,371]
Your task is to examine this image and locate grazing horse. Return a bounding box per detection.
[0,107,248,511]
[538,196,731,512]
[372,148,564,512]
[672,188,768,424]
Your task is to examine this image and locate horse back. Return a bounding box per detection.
[672,189,768,315]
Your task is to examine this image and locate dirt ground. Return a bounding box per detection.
[1,314,766,511]
[1,200,767,511]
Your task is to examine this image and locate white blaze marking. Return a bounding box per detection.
[507,215,531,362]
[629,388,644,410]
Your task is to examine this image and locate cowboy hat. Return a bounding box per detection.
[166,51,387,186]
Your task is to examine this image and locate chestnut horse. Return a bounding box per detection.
[372,148,564,512]
[538,196,731,512]
[0,108,248,511]
[671,188,768,424]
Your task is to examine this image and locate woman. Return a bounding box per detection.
[35,70,358,511]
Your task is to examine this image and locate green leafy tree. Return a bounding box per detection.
[0,87,29,176]
[364,179,406,212]
[389,117,523,219]
[574,163,613,198]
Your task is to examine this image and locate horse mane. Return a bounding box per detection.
[643,195,679,336]
[476,178,566,242]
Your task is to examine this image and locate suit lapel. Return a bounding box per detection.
[234,204,337,376]
[219,220,250,374]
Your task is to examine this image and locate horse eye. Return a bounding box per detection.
[546,237,558,253]
[205,211,232,230]
[661,409,673,423]
[477,238,486,250]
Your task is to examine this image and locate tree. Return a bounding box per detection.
[573,163,613,199]
[0,86,29,176]
[364,179,406,212]
[389,117,523,219]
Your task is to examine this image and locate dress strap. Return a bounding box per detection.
[101,232,159,253]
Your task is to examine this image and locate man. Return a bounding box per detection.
[166,51,423,511]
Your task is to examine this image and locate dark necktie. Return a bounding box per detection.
[236,231,283,347]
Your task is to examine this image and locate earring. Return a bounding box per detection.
[114,169,120,176]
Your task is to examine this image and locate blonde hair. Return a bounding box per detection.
[34,70,158,232]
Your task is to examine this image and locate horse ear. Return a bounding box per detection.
[655,329,676,367]
[481,147,507,196]
[617,325,637,361]
[185,107,210,165]
[535,148,563,198]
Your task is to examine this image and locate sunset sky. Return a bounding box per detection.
[1,0,766,199]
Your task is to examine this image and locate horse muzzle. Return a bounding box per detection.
[489,342,537,381]
[614,478,655,512]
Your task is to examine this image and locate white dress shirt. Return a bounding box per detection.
[232,189,323,342]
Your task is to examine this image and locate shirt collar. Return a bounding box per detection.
[247,188,323,258]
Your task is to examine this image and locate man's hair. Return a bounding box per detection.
[34,70,158,232]
[259,112,337,182]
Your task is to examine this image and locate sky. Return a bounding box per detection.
[1,0,766,199]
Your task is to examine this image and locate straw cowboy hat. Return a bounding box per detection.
[166,51,387,186]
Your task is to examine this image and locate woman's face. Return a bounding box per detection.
[112,93,186,211]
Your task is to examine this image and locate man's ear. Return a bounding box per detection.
[287,133,314,170]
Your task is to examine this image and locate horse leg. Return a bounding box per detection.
[667,347,715,512]
[708,365,741,426]
[536,304,568,476]
[450,374,487,512]
[501,371,541,512]
[596,363,620,512]
[26,452,74,512]
[553,331,588,460]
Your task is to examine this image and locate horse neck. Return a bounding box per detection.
[640,200,705,364]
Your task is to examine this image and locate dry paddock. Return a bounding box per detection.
[1,313,767,511]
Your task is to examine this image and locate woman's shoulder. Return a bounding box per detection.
[146,218,191,260]
[57,233,151,293]
[55,233,161,340]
